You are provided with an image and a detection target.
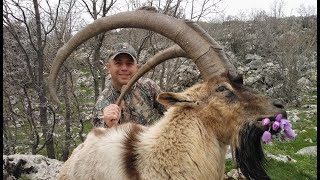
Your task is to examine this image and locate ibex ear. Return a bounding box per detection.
[157,92,199,107]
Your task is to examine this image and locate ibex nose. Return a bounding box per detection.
[273,100,284,109]
[272,100,287,119]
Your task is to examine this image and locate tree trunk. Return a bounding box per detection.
[22,87,40,155]
[62,68,71,161]
[33,0,55,158]
[82,0,110,98]
[159,61,167,90]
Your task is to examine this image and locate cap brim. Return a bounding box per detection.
[109,52,137,62]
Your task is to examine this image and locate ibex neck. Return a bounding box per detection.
[137,108,227,179]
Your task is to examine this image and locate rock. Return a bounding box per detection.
[289,113,301,122]
[224,169,246,179]
[225,145,232,159]
[297,77,312,89]
[304,138,313,143]
[9,96,18,105]
[295,146,317,156]
[302,104,317,109]
[265,84,283,97]
[245,54,263,63]
[3,154,63,180]
[260,62,282,86]
[247,59,263,70]
[266,153,297,163]
[236,66,250,75]
[243,74,262,86]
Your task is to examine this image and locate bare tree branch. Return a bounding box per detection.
[81,0,94,19]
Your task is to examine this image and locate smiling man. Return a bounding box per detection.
[93,42,165,128]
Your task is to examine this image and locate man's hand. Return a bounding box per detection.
[102,100,125,128]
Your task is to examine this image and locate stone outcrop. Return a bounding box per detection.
[295,146,317,156]
[3,154,63,180]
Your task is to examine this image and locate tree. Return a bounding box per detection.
[2,0,94,159]
[189,0,225,21]
[79,0,116,101]
[297,4,317,29]
[270,0,286,18]
[3,0,64,158]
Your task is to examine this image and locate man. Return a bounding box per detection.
[93,42,165,128]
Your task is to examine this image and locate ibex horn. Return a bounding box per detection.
[48,7,227,104]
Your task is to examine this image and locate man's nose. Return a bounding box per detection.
[119,64,129,70]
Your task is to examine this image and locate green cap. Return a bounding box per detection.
[108,42,137,62]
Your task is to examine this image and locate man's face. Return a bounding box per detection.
[106,53,139,89]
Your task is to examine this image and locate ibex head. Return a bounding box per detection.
[49,7,287,179]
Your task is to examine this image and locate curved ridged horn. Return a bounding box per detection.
[117,22,240,105]
[185,21,238,78]
[48,8,226,103]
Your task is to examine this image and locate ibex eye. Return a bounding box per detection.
[216,85,227,92]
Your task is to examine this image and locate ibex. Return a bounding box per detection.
[48,7,287,180]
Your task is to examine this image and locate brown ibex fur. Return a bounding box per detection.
[58,73,285,180]
[49,7,286,180]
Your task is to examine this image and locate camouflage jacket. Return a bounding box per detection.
[92,77,166,127]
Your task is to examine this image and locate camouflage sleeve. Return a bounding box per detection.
[153,85,166,115]
[145,78,166,115]
[92,90,110,128]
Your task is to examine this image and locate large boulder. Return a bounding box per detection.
[295,146,317,156]
[3,154,63,180]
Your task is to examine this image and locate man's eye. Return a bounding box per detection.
[216,85,227,92]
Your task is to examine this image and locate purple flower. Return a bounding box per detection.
[275,114,283,122]
[280,119,292,130]
[272,121,280,131]
[262,131,272,144]
[284,128,296,140]
[262,118,270,126]
[259,114,297,143]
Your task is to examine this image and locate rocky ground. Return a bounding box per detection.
[3,154,63,180]
[3,144,316,180]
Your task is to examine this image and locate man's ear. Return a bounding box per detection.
[157,92,199,107]
[106,63,111,73]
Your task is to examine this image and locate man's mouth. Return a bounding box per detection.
[119,74,130,78]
